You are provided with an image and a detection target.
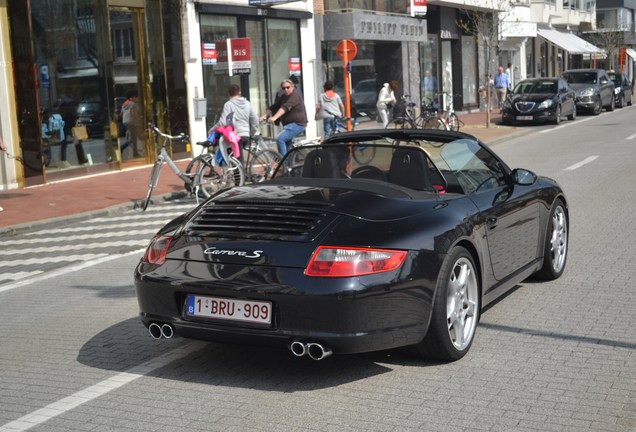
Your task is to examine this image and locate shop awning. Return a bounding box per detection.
[537,28,604,55]
[626,48,636,61]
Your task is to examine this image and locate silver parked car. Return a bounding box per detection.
[562,69,615,115]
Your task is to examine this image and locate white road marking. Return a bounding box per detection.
[565,155,599,171]
[1,229,158,246]
[0,271,44,281]
[626,132,636,140]
[1,254,109,267]
[0,341,205,432]
[0,250,143,293]
[539,115,595,133]
[20,217,184,235]
[0,240,147,255]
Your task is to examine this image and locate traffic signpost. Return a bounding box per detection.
[336,39,357,130]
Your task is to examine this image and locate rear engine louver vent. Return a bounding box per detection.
[186,204,331,241]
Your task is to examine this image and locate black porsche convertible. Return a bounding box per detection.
[135,129,568,362]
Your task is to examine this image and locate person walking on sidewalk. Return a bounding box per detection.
[494,66,510,112]
[261,79,307,156]
[376,81,398,127]
[122,90,144,158]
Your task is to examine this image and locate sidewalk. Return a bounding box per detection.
[0,111,520,236]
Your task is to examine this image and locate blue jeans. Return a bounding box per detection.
[323,118,336,136]
[277,122,306,156]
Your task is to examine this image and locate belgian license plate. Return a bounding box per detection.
[516,115,533,121]
[185,295,272,325]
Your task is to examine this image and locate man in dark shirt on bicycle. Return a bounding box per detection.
[262,79,307,156]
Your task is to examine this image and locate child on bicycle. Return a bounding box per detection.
[214,84,260,161]
[315,80,344,136]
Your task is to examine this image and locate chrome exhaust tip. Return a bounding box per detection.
[307,342,333,361]
[148,322,163,339]
[290,340,307,357]
[160,324,174,339]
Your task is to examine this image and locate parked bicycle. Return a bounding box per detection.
[415,97,446,129]
[138,123,243,211]
[436,92,462,132]
[386,95,419,129]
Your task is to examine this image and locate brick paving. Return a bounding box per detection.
[0,111,518,235]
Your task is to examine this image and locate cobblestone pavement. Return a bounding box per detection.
[1,109,635,432]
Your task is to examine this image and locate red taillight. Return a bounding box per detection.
[142,235,173,265]
[305,246,407,277]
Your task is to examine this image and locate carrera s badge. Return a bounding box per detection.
[204,247,263,259]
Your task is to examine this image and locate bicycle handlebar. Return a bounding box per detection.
[148,123,188,142]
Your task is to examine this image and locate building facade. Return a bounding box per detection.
[0,0,316,190]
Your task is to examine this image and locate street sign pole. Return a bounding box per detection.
[336,40,357,131]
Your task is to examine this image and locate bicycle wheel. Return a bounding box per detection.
[386,118,412,129]
[196,156,245,198]
[141,161,162,211]
[247,150,282,183]
[422,117,446,130]
[447,113,460,131]
[352,146,377,165]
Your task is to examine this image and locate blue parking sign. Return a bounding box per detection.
[40,65,50,88]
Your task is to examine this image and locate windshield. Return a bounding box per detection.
[514,80,557,94]
[272,135,508,195]
[562,72,597,85]
[608,74,621,86]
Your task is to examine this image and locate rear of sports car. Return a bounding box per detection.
[134,184,445,359]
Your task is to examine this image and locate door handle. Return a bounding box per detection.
[487,217,498,229]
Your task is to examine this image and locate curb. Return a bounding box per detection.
[0,191,188,238]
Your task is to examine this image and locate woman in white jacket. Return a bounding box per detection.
[376,80,398,127]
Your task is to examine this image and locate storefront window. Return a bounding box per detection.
[420,35,439,104]
[200,14,301,134]
[200,15,239,125]
[32,0,105,171]
[525,38,534,78]
[324,0,408,14]
[461,36,477,106]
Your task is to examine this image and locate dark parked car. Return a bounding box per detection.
[135,129,569,362]
[607,71,633,108]
[562,68,615,115]
[502,77,576,125]
[76,101,105,137]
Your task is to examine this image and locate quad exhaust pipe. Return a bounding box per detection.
[290,340,332,361]
[148,322,174,339]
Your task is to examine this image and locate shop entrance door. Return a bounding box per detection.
[109,7,148,164]
[8,0,45,186]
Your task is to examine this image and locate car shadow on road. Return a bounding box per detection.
[77,317,441,392]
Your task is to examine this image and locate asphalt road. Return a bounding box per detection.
[1,108,635,432]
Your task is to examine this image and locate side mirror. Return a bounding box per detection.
[512,168,537,186]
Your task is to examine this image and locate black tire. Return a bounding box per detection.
[352,146,377,165]
[386,118,411,129]
[534,199,568,280]
[422,117,445,130]
[552,105,561,125]
[247,150,282,183]
[195,155,245,198]
[592,97,602,115]
[412,246,480,361]
[447,113,460,131]
[141,161,162,211]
